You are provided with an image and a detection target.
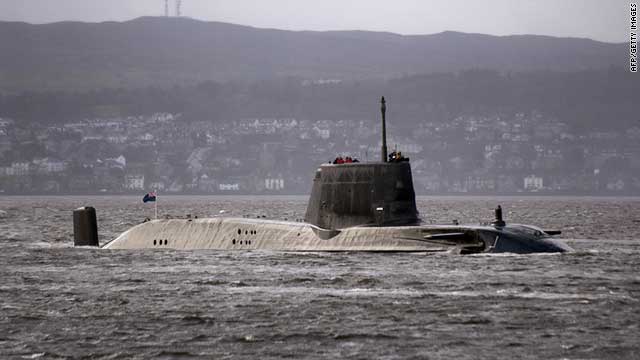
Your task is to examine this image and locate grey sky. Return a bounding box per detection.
[0,0,630,43]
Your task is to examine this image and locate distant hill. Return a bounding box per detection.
[2,69,637,132]
[0,17,627,92]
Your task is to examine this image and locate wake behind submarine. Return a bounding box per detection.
[74,97,571,254]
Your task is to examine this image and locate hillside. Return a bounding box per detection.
[1,69,637,132]
[0,17,627,92]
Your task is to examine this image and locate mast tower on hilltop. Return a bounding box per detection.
[176,0,182,17]
[162,0,183,17]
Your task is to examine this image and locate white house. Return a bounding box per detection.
[219,183,240,191]
[264,178,285,190]
[125,174,145,190]
[524,175,544,191]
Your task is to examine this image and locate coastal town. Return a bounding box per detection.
[0,110,639,195]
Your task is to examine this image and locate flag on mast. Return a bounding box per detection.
[143,191,158,219]
[142,191,157,203]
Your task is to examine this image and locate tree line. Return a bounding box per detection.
[1,68,636,132]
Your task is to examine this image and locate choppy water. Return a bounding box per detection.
[1,196,639,359]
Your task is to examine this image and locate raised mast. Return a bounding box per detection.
[381,96,388,163]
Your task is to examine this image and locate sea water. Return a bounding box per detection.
[1,196,639,359]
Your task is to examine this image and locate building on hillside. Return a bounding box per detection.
[125,174,145,191]
[264,177,285,191]
[197,175,216,192]
[219,183,240,191]
[148,181,166,192]
[33,158,66,174]
[524,175,544,191]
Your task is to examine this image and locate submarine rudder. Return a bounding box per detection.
[73,206,99,247]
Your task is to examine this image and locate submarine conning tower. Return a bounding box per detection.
[304,97,420,230]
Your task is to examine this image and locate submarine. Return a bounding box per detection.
[75,97,571,254]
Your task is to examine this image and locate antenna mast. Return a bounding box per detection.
[381,96,388,162]
[176,0,182,16]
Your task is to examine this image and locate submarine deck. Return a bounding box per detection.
[103,217,486,252]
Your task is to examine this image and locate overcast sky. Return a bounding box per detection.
[0,0,630,43]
